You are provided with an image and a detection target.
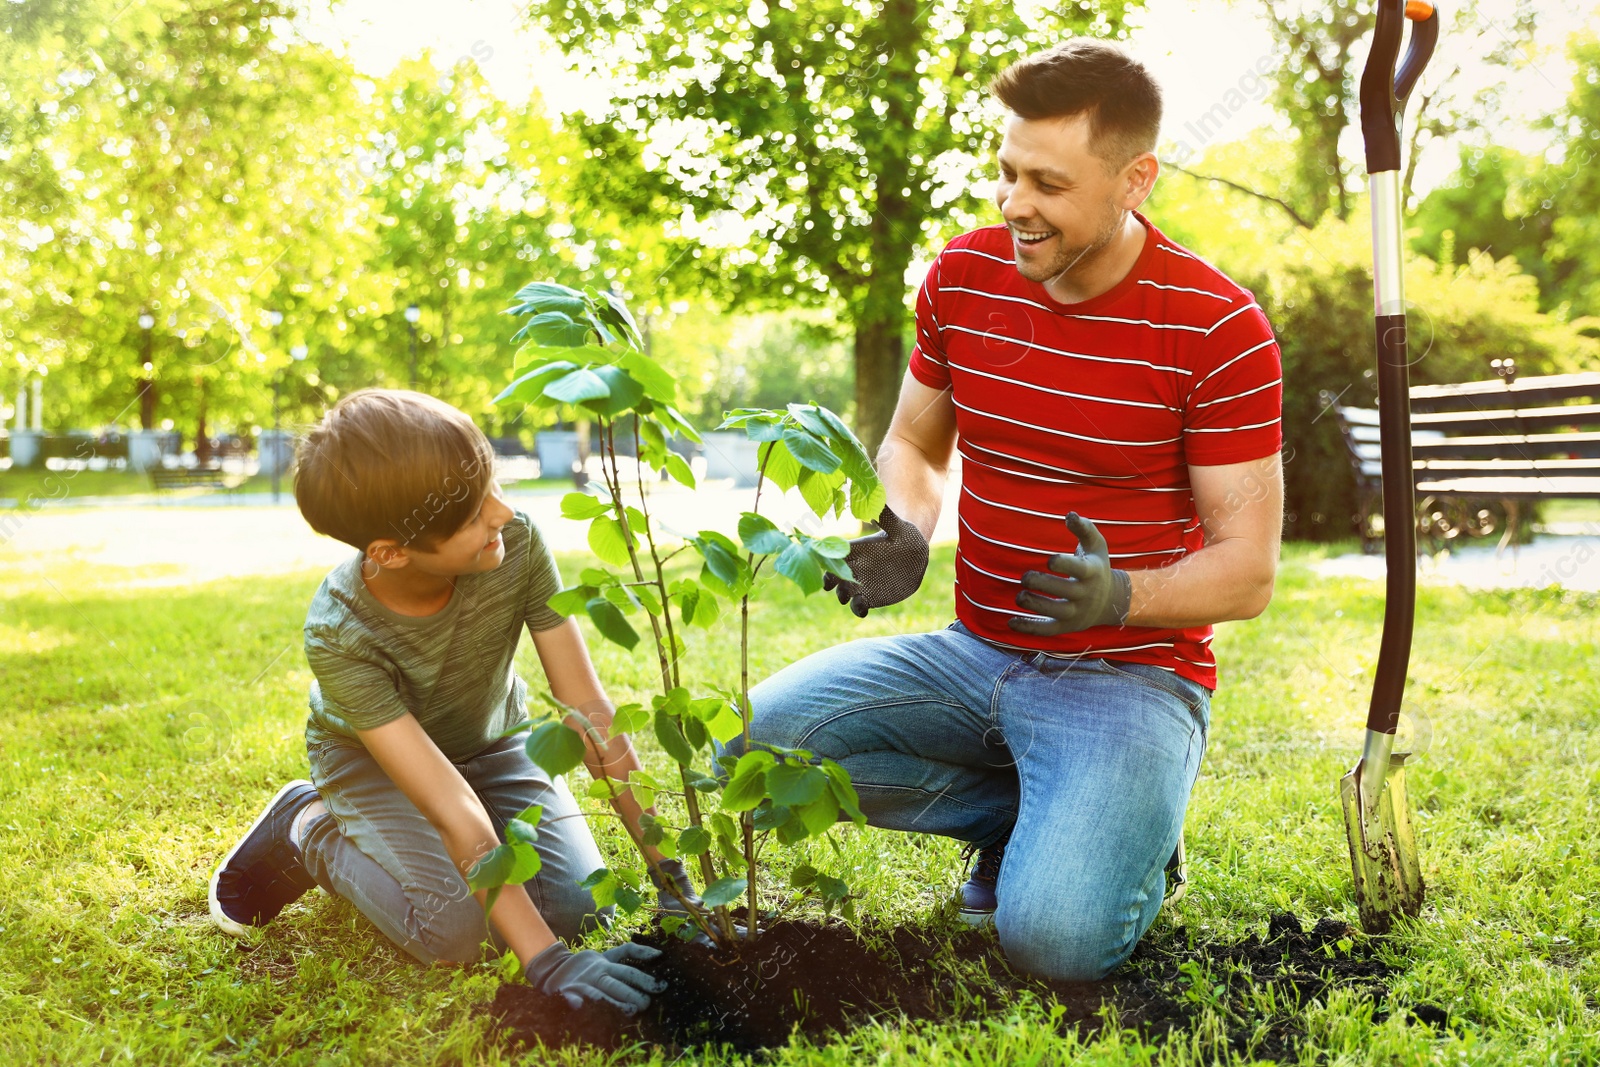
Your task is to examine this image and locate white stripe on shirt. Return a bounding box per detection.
[949,359,1177,411]
[953,397,1183,448]
[943,324,1194,376]
[1138,279,1232,301]
[963,484,1191,524]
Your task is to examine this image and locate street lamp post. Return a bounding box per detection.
[137,313,156,430]
[405,305,421,389]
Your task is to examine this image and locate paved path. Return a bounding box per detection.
[1309,527,1600,593]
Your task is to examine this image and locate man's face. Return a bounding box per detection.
[995,113,1131,285]
[403,482,514,577]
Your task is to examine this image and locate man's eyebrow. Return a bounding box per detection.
[996,153,1075,184]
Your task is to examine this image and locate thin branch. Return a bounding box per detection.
[1165,161,1314,230]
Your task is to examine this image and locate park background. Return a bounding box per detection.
[2,0,1598,1064]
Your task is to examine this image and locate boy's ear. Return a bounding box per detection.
[365,538,412,570]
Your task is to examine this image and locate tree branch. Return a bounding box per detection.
[1165,162,1314,230]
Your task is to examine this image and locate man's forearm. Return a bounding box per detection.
[1126,537,1277,629]
[877,430,948,540]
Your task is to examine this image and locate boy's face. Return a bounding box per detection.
[396,483,515,577]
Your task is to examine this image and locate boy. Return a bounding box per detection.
[209,389,692,1014]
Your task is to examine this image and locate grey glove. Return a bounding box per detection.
[821,505,930,617]
[523,941,666,1015]
[1008,512,1132,636]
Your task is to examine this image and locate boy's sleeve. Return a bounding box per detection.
[305,631,413,731]
[518,512,567,633]
[1182,299,1284,465]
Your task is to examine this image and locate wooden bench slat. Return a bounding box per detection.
[1416,476,1600,499]
[1408,371,1600,411]
[1411,404,1600,434]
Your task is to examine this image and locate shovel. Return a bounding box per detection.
[1338,0,1439,935]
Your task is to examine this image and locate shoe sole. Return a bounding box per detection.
[956,906,996,929]
[208,780,315,938]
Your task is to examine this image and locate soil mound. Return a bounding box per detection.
[484,911,1405,1060]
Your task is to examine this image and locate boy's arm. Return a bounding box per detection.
[530,618,664,864]
[356,713,559,965]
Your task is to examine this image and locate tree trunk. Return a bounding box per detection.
[195,377,211,465]
[851,295,905,459]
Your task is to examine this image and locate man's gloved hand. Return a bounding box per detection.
[523,941,666,1015]
[822,505,930,618]
[1008,512,1132,637]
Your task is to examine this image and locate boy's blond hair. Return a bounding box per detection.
[294,389,495,551]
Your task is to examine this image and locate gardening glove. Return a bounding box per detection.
[1007,512,1132,637]
[522,941,666,1016]
[648,858,741,947]
[821,505,930,617]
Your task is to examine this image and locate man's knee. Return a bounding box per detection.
[414,893,494,964]
[994,901,1143,982]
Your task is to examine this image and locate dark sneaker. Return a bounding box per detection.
[208,780,322,936]
[956,836,1007,927]
[1162,831,1187,909]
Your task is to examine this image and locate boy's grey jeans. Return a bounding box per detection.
[299,730,612,964]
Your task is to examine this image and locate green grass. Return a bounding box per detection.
[1,540,1596,1064]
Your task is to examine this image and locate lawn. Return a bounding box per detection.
[0,538,1595,1065]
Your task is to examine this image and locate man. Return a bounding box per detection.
[733,39,1284,981]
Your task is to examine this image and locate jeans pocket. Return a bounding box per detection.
[1095,659,1208,722]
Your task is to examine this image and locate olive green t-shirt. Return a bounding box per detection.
[303,509,566,762]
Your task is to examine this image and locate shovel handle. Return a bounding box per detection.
[1360,0,1441,174]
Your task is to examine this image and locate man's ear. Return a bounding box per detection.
[1120,150,1159,210]
[365,538,412,571]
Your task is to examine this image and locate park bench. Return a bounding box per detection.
[148,465,247,494]
[1329,368,1600,554]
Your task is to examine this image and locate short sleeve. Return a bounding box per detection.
[906,250,951,390]
[519,514,566,633]
[1182,301,1284,465]
[305,632,412,732]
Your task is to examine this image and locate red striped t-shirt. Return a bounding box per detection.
[907,213,1283,690]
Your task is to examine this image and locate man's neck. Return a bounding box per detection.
[1043,212,1148,305]
[362,560,457,617]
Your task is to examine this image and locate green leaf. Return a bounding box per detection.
[782,429,842,473]
[543,367,612,405]
[653,707,697,766]
[790,863,818,889]
[786,404,833,438]
[706,700,744,746]
[585,597,640,650]
[810,535,851,559]
[701,876,748,910]
[635,584,663,615]
[796,467,843,517]
[625,769,658,808]
[506,815,540,846]
[722,765,768,811]
[510,280,586,315]
[677,826,712,855]
[510,310,590,347]
[466,844,514,891]
[602,584,641,613]
[525,721,586,778]
[709,812,740,845]
[796,789,841,836]
[582,365,645,417]
[588,517,634,567]
[586,777,623,801]
[659,404,702,444]
[664,451,696,488]
[496,360,579,404]
[694,534,743,588]
[774,541,824,595]
[619,350,676,400]
[822,760,866,825]
[683,715,709,752]
[766,761,828,807]
[737,512,790,555]
[594,289,644,349]
[751,802,792,831]
[514,804,544,826]
[506,841,543,883]
[545,586,592,617]
[760,440,802,491]
[612,702,650,735]
[560,492,612,520]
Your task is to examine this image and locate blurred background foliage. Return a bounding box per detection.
[2,0,1598,538]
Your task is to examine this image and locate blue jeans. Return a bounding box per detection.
[299,731,612,965]
[730,621,1210,981]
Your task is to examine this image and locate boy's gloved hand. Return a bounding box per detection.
[821,505,930,617]
[523,941,666,1015]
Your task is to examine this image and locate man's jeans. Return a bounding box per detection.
[729,620,1210,981]
[299,731,612,965]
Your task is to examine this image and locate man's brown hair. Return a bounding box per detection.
[990,40,1163,169]
[294,389,495,552]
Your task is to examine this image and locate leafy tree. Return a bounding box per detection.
[1410,143,1556,301]
[1544,30,1600,319]
[522,0,1141,453]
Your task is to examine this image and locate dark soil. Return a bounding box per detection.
[483,911,1425,1061]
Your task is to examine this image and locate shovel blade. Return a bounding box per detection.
[1339,753,1425,933]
